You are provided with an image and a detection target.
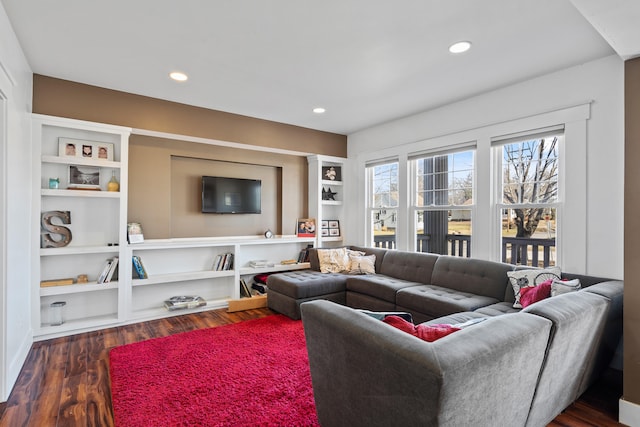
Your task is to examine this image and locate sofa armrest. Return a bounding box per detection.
[301,300,552,427]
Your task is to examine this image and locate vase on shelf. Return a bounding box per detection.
[107,171,120,192]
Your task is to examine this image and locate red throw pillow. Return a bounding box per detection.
[382,316,460,342]
[519,280,552,308]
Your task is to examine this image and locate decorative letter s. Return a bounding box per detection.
[41,211,72,248]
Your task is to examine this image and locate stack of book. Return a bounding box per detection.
[297,244,313,263]
[97,257,119,284]
[132,255,148,279]
[212,252,234,271]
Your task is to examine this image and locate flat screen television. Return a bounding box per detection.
[201,176,262,214]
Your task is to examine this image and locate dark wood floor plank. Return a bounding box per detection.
[0,307,624,427]
[58,373,87,427]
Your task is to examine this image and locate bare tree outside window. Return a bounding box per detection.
[502,137,558,238]
[500,134,560,267]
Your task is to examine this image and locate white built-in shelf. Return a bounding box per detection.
[239,262,310,275]
[40,245,120,256]
[40,282,119,296]
[37,314,120,339]
[321,180,343,186]
[131,270,235,287]
[41,188,120,198]
[322,200,343,206]
[129,298,228,322]
[322,236,343,242]
[41,155,121,169]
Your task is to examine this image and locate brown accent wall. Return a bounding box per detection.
[625,58,640,405]
[33,75,347,156]
[32,75,342,238]
[129,135,307,239]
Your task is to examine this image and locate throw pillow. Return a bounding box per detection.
[348,253,376,275]
[551,278,581,297]
[507,267,561,308]
[382,316,461,342]
[519,280,552,308]
[317,248,349,273]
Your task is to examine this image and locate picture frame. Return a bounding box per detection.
[321,220,329,228]
[326,220,340,237]
[321,166,341,182]
[297,218,316,237]
[68,165,100,189]
[127,222,145,244]
[58,137,114,161]
[321,228,329,237]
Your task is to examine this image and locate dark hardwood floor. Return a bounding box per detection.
[0,307,624,427]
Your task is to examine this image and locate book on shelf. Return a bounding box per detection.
[163,296,207,311]
[212,252,234,271]
[132,255,148,279]
[103,257,119,283]
[297,244,314,263]
[240,279,252,298]
[97,258,113,284]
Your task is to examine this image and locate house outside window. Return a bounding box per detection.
[412,150,474,256]
[496,131,562,267]
[367,161,398,249]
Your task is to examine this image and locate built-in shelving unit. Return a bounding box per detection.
[31,114,320,340]
[32,114,131,340]
[308,155,347,247]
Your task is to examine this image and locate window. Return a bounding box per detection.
[412,150,474,256]
[497,132,562,267]
[367,161,398,249]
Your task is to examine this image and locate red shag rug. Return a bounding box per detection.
[109,315,319,427]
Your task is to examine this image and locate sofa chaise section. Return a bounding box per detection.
[301,299,553,427]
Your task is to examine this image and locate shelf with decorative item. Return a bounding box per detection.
[41,154,121,169]
[40,282,119,296]
[41,188,121,198]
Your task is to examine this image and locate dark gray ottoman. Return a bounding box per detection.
[267,270,348,319]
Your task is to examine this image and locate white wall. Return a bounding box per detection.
[0,3,34,400]
[346,54,624,280]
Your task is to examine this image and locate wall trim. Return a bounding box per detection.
[620,398,640,427]
[132,128,318,158]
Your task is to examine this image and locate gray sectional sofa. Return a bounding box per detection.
[266,245,623,426]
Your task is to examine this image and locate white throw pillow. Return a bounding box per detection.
[317,248,364,273]
[551,278,581,297]
[348,253,376,275]
[507,267,561,308]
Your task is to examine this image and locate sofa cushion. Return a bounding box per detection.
[507,267,561,308]
[317,248,365,273]
[378,250,439,284]
[382,315,461,342]
[346,275,421,303]
[474,302,520,316]
[431,256,514,301]
[347,253,376,275]
[396,284,499,319]
[551,278,581,296]
[266,270,347,299]
[520,281,552,307]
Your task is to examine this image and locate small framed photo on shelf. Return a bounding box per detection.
[322,166,341,182]
[58,137,114,161]
[321,228,329,237]
[297,218,316,237]
[321,220,329,228]
[327,220,340,237]
[127,222,145,244]
[68,165,100,189]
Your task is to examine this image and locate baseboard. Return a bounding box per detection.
[3,328,33,401]
[620,398,640,427]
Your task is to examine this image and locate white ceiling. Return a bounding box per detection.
[1,0,639,135]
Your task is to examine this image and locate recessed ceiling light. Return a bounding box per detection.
[313,107,326,114]
[169,71,188,82]
[449,41,472,54]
